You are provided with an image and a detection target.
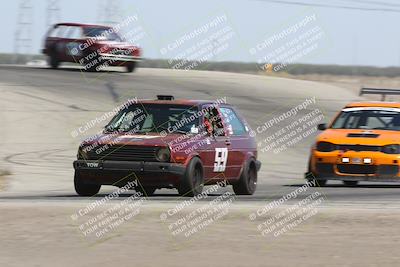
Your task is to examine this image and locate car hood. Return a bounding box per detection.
[317,129,400,146]
[82,133,202,149]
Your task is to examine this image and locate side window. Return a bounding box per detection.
[141,114,154,130]
[49,26,61,37]
[49,26,69,38]
[66,26,82,39]
[203,106,225,137]
[219,107,247,136]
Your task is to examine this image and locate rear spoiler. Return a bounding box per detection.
[360,87,400,101]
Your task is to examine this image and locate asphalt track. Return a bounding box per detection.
[1,64,400,205]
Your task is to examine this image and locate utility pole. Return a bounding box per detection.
[14,0,33,64]
[46,0,61,28]
[97,0,121,25]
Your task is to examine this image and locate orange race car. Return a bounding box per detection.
[306,88,400,186]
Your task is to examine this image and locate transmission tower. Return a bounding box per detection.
[97,0,121,25]
[14,0,34,63]
[46,0,61,28]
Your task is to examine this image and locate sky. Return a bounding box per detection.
[3,0,400,67]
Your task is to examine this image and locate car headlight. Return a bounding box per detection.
[381,144,400,154]
[316,141,336,152]
[156,147,170,162]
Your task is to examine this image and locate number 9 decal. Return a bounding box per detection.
[213,148,228,172]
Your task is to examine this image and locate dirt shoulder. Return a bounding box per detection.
[0,202,398,267]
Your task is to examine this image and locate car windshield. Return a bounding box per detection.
[83,27,122,41]
[331,108,400,131]
[105,104,200,134]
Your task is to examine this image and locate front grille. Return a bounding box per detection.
[377,165,399,176]
[316,163,334,174]
[336,144,380,152]
[337,164,376,175]
[86,145,158,162]
[112,49,130,55]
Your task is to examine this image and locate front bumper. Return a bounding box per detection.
[306,175,400,182]
[99,53,142,62]
[74,160,185,175]
[73,160,186,187]
[308,150,400,182]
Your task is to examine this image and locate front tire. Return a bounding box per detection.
[305,159,327,187]
[126,62,136,72]
[343,180,358,186]
[178,157,204,197]
[233,159,257,195]
[311,179,327,187]
[74,171,101,196]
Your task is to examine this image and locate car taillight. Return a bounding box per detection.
[381,144,400,154]
[316,141,336,152]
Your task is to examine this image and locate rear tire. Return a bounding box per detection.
[74,171,101,196]
[48,54,59,69]
[343,180,358,186]
[233,159,257,195]
[178,157,204,197]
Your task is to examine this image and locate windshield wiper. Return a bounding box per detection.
[104,125,117,133]
[156,126,188,135]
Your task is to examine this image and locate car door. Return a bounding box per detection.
[53,25,71,61]
[45,25,69,60]
[63,26,84,62]
[200,104,231,182]
[219,106,251,179]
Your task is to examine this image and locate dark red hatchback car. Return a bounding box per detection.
[42,23,142,72]
[73,96,261,197]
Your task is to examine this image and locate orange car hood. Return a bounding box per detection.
[317,129,400,146]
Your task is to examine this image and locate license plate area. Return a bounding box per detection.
[340,157,372,165]
[82,161,103,169]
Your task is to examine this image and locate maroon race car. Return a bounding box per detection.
[42,22,142,72]
[73,95,261,197]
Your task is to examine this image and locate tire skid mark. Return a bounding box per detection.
[12,91,89,111]
[4,148,71,167]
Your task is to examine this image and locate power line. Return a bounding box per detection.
[255,0,400,12]
[340,0,400,8]
[97,0,121,25]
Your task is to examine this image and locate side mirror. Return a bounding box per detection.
[317,123,327,131]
